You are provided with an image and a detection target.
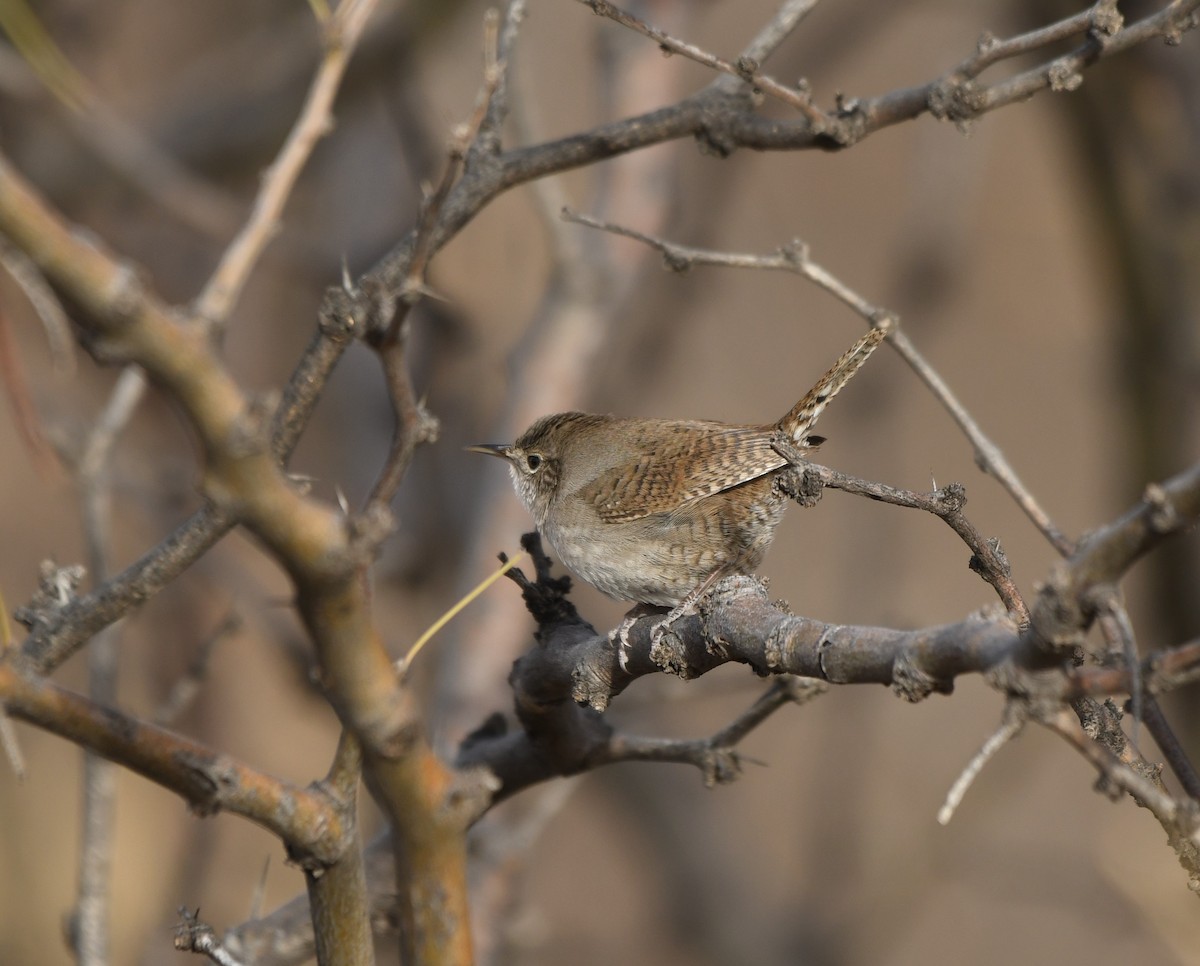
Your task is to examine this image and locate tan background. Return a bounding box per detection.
[0,1,1197,963]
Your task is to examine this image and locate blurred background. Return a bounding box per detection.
[0,0,1198,963]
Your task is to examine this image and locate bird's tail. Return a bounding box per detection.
[776,321,891,442]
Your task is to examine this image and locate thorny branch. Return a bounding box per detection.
[17,0,1194,675]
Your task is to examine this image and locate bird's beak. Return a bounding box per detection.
[465,443,511,460]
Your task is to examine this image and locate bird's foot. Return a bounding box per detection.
[609,603,657,672]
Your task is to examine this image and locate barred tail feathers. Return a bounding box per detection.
[776,322,890,442]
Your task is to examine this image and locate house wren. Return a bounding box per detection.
[470,324,888,610]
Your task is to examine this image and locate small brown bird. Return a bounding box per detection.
[470,323,888,617]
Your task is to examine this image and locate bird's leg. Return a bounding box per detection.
[648,566,732,654]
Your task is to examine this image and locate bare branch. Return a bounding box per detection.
[305,732,373,966]
[0,663,350,865]
[779,454,1029,624]
[600,677,827,785]
[462,449,1200,807]
[1065,639,1200,700]
[732,0,820,67]
[938,709,1024,825]
[1040,708,1200,878]
[360,3,517,514]
[579,0,830,131]
[1031,465,1200,650]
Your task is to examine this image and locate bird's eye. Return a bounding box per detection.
[525,453,543,472]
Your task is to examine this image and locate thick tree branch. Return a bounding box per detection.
[0,663,350,866]
[460,456,1200,811]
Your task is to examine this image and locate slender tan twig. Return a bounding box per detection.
[398,552,527,674]
[194,0,381,325]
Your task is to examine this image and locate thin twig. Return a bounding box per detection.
[781,454,1029,623]
[0,298,60,476]
[362,5,512,512]
[1040,708,1191,838]
[1064,638,1200,699]
[468,0,528,165]
[938,709,1024,825]
[890,328,1076,555]
[580,0,830,131]
[601,676,827,785]
[194,0,381,325]
[733,0,820,68]
[0,235,75,373]
[399,552,527,673]
[395,6,506,315]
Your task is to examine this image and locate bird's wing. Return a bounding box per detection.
[576,423,789,524]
